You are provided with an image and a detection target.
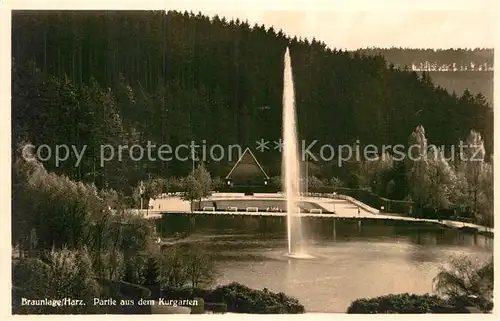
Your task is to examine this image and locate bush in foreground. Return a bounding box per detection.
[347,293,472,313]
[161,282,305,314]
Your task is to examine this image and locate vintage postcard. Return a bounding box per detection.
[6,0,496,316]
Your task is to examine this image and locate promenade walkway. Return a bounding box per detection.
[132,193,493,233]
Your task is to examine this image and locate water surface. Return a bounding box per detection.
[203,226,492,312]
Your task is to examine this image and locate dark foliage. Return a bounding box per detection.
[99,278,152,300]
[347,293,469,313]
[161,282,305,313]
[448,295,493,313]
[204,302,228,313]
[12,258,51,300]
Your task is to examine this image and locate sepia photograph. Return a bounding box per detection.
[9,4,494,315]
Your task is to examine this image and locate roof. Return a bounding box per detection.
[225,147,270,182]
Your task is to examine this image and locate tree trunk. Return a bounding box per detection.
[473,186,478,218]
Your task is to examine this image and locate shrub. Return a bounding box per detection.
[160,286,210,300]
[12,259,52,314]
[208,282,305,314]
[142,251,161,285]
[158,282,304,314]
[158,244,218,289]
[12,248,102,314]
[12,258,51,296]
[347,293,464,313]
[93,248,125,281]
[99,279,151,300]
[307,176,324,193]
[12,153,105,251]
[205,302,228,313]
[448,295,493,313]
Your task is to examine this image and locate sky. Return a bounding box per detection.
[197,9,496,50]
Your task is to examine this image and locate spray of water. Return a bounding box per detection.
[282,47,307,257]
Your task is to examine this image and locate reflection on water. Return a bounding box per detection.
[158,215,493,313]
[212,237,491,313]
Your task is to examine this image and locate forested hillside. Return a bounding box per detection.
[11,10,493,196]
[356,48,494,104]
[355,48,494,70]
[424,71,493,105]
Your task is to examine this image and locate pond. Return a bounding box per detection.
[157,214,493,313]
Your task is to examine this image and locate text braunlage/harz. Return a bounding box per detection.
[20,297,200,308]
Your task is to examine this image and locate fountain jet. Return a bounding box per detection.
[282,47,309,258]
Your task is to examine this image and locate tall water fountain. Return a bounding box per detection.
[282,47,309,258]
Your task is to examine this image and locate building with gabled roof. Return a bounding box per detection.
[225,147,269,187]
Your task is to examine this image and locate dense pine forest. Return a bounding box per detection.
[11,10,493,199]
[423,71,493,106]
